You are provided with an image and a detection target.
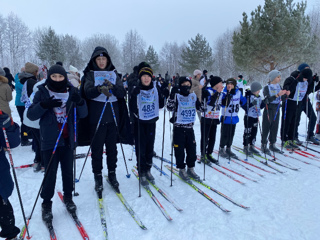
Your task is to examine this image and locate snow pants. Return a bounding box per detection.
[200,118,218,155]
[281,100,302,142]
[0,196,20,239]
[261,103,280,145]
[243,116,258,146]
[220,124,236,148]
[295,97,317,138]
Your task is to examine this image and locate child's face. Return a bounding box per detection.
[227,83,234,91]
[141,74,152,86]
[272,76,281,84]
[181,81,191,87]
[50,73,65,82]
[95,56,108,69]
[253,90,260,96]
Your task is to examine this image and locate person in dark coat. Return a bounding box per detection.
[81,46,126,195]
[0,111,21,240]
[27,64,88,224]
[3,67,15,91]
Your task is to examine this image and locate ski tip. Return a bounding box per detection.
[75,178,79,183]
[126,174,131,178]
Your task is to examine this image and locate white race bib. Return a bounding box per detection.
[248,95,261,118]
[48,89,69,123]
[176,93,197,124]
[138,84,159,120]
[224,91,241,117]
[268,84,281,104]
[292,81,308,101]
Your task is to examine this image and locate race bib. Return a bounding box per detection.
[268,84,281,104]
[138,84,159,120]
[176,93,197,124]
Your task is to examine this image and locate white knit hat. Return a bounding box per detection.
[193,69,202,76]
[69,65,79,73]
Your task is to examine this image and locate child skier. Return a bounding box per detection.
[242,82,265,156]
[129,62,168,186]
[200,76,224,164]
[28,65,88,224]
[167,76,201,181]
[0,111,20,240]
[260,70,287,155]
[219,78,247,159]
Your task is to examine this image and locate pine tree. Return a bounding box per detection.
[232,0,317,73]
[180,33,214,74]
[145,45,160,73]
[36,27,65,66]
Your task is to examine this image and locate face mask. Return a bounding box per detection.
[47,78,68,93]
[180,86,191,96]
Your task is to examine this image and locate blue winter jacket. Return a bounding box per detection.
[27,83,88,151]
[14,73,24,106]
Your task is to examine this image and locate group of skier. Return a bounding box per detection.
[1,43,320,239]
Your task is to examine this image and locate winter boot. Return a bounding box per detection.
[179,168,190,182]
[108,171,120,192]
[21,140,32,146]
[261,144,272,155]
[63,196,77,214]
[139,172,149,186]
[243,146,253,157]
[306,136,320,145]
[145,170,155,184]
[249,145,260,155]
[290,141,300,150]
[94,173,103,194]
[206,153,219,165]
[33,162,41,172]
[269,143,282,153]
[315,133,320,140]
[41,201,53,223]
[187,167,200,181]
[226,147,238,159]
[219,147,228,158]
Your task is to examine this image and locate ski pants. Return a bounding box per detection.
[91,122,118,174]
[295,97,317,138]
[281,101,301,142]
[173,127,196,169]
[243,116,258,146]
[261,104,280,145]
[41,144,73,202]
[134,121,156,174]
[16,106,29,142]
[200,118,218,155]
[220,124,236,148]
[0,196,20,239]
[31,128,42,165]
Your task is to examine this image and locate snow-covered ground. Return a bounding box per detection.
[7,91,320,240]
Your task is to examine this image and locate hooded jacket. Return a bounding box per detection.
[0,76,13,117]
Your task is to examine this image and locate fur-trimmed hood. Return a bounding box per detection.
[0,75,8,84]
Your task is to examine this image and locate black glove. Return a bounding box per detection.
[229,88,236,95]
[131,86,140,96]
[98,85,112,97]
[162,88,169,99]
[208,92,219,107]
[170,87,179,99]
[313,74,319,83]
[202,90,210,99]
[70,88,84,105]
[251,99,258,106]
[40,96,62,109]
[0,111,12,129]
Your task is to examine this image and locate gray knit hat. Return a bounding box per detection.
[268,70,281,82]
[0,67,5,76]
[251,82,262,93]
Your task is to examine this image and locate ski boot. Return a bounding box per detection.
[42,201,53,223]
[249,145,260,155]
[219,147,228,158]
[226,147,238,159]
[21,140,32,146]
[108,171,120,192]
[269,143,282,153]
[145,170,155,184]
[179,168,191,182]
[187,167,200,181]
[200,154,210,164]
[63,196,77,214]
[33,162,41,172]
[293,138,302,146]
[94,173,103,196]
[290,140,300,150]
[306,136,320,145]
[243,146,253,157]
[261,144,272,155]
[206,153,219,165]
[139,172,149,186]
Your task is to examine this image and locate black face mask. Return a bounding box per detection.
[180,86,191,96]
[47,78,68,93]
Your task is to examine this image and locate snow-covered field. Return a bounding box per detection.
[7,91,320,240]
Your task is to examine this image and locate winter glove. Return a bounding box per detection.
[70,88,84,105]
[131,86,141,96]
[40,96,62,109]
[202,90,210,99]
[170,87,179,99]
[229,88,236,95]
[0,110,12,129]
[251,99,258,106]
[208,92,219,107]
[98,85,112,97]
[162,88,169,99]
[313,74,319,83]
[103,79,114,89]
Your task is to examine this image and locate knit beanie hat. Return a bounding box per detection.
[0,67,5,77]
[138,62,153,79]
[178,76,192,87]
[203,70,208,75]
[226,78,237,88]
[46,64,68,92]
[25,62,39,74]
[251,82,262,93]
[238,75,243,79]
[300,68,313,79]
[298,63,310,72]
[268,70,281,82]
[210,76,222,88]
[69,65,79,73]
[193,69,202,76]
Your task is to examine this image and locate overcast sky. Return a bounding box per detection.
[2,0,320,51]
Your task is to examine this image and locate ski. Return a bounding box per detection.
[76,150,106,159]
[14,163,33,169]
[57,192,90,240]
[232,146,284,173]
[134,166,182,211]
[152,163,173,181]
[278,143,320,163]
[132,169,173,221]
[18,219,30,240]
[154,154,245,185]
[96,196,108,240]
[295,148,320,160]
[165,165,231,212]
[105,175,147,230]
[43,220,57,240]
[300,144,320,154]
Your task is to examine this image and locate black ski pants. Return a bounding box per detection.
[281,101,302,142]
[261,104,280,145]
[134,121,156,174]
[243,116,258,146]
[295,97,317,138]
[31,128,42,165]
[200,118,218,155]
[220,124,236,148]
[0,196,20,239]
[91,122,118,174]
[41,144,73,202]
[173,127,196,169]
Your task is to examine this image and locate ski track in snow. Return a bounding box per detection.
[7,91,320,240]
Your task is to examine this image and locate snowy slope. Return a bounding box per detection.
[7,91,320,240]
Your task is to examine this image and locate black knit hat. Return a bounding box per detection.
[226,78,237,88]
[138,62,153,79]
[238,75,243,79]
[210,76,222,88]
[203,70,208,74]
[178,76,192,87]
[301,68,312,79]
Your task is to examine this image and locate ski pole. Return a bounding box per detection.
[202,98,206,181]
[137,94,142,197]
[160,98,166,176]
[245,95,249,161]
[228,96,234,164]
[305,95,309,150]
[273,101,282,121]
[73,106,79,196]
[78,98,108,181]
[281,97,288,153]
[1,119,31,239]
[255,102,267,163]
[110,101,130,178]
[218,92,229,163]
